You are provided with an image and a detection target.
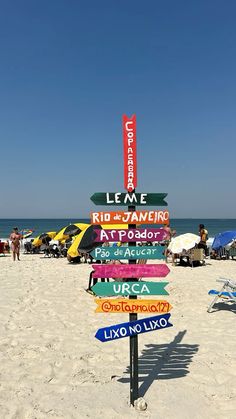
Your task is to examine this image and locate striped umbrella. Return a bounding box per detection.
[67,224,128,258]
[32,231,57,247]
[19,229,34,238]
[54,223,89,242]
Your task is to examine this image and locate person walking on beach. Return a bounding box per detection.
[9,227,22,261]
[198,224,208,256]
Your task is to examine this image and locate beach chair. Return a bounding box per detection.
[228,247,236,260]
[189,248,205,267]
[49,243,61,258]
[24,241,35,254]
[86,260,109,295]
[207,278,236,313]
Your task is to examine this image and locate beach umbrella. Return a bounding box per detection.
[53,223,89,242]
[67,225,102,258]
[19,229,34,238]
[168,233,200,254]
[212,231,236,251]
[32,231,57,247]
[67,224,128,258]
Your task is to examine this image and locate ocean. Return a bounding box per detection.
[0,218,236,239]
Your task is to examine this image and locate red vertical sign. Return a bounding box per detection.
[123,114,137,192]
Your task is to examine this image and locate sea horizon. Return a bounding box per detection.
[1,217,236,223]
[1,218,236,239]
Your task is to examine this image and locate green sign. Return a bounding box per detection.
[92,281,169,296]
[91,246,164,260]
[90,192,168,206]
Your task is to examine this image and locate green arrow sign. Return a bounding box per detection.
[90,192,168,206]
[91,246,164,260]
[92,281,169,296]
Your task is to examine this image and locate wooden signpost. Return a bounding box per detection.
[94,227,167,242]
[90,245,164,260]
[95,313,172,342]
[94,298,172,313]
[91,210,169,225]
[92,281,169,296]
[89,114,173,407]
[90,192,168,206]
[92,263,170,278]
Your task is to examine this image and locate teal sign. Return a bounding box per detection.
[92,281,169,296]
[91,245,163,260]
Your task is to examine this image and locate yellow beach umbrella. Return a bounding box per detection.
[54,223,89,242]
[32,231,57,247]
[67,224,128,258]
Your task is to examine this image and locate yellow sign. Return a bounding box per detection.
[94,298,172,314]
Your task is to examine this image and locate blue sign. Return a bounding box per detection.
[95,313,172,342]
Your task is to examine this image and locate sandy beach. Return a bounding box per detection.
[0,254,236,419]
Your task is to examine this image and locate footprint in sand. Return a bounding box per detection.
[5,321,17,331]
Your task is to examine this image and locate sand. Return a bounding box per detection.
[0,253,236,419]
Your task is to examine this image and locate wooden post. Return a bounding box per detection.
[128,200,139,405]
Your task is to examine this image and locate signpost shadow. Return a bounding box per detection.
[118,330,199,397]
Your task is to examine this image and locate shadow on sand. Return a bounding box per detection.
[118,330,199,397]
[209,301,236,314]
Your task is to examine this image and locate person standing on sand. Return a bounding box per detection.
[9,227,22,261]
[198,224,208,256]
[163,223,176,262]
[163,223,176,242]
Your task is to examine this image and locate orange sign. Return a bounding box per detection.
[91,210,169,225]
[94,298,172,314]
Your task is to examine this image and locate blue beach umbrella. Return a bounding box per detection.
[212,231,236,250]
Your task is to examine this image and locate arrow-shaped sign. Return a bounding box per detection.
[94,298,172,313]
[94,228,167,242]
[92,263,170,278]
[95,313,173,342]
[90,192,168,206]
[91,246,164,260]
[92,281,169,296]
[91,210,169,225]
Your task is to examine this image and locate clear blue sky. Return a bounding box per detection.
[1,0,235,218]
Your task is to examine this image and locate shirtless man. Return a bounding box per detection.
[10,227,22,261]
[198,224,208,256]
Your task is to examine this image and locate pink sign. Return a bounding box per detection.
[92,264,170,278]
[94,228,167,242]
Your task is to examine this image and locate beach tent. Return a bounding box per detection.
[54,223,89,242]
[212,231,236,251]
